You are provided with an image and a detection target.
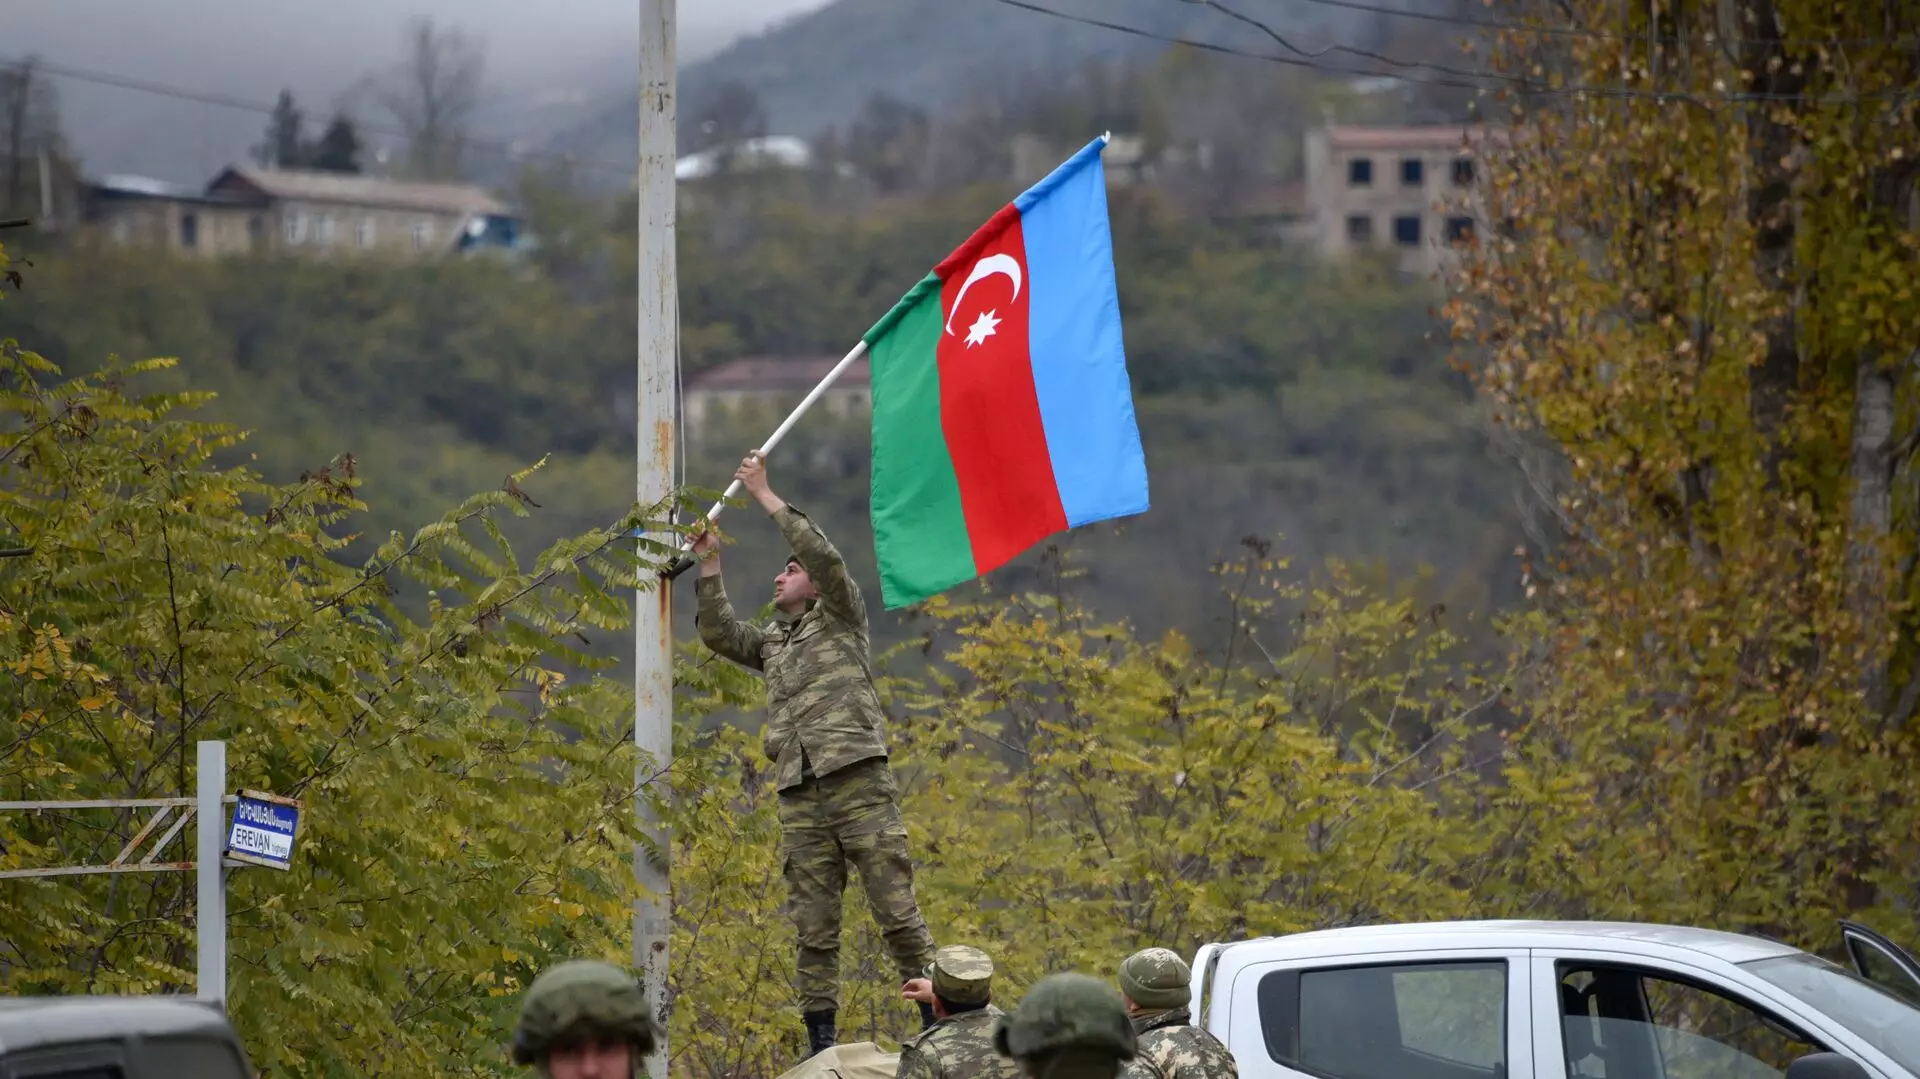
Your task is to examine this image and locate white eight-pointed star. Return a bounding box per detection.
[965,308,1002,347]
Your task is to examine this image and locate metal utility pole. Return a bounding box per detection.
[635,0,677,1075]
[196,740,228,1005]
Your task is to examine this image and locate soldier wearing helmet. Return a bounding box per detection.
[1114,948,1237,1079]
[992,972,1137,1079]
[896,945,1022,1079]
[511,959,661,1078]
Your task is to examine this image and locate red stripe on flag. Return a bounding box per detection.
[934,209,1068,574]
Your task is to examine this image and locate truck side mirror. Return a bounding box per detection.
[1785,1053,1871,1079]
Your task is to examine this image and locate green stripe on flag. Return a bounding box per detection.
[867,272,976,608]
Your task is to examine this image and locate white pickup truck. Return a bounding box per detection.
[1185,919,1920,1079]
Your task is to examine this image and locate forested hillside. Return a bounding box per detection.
[547,0,1481,175]
[2,173,1522,672]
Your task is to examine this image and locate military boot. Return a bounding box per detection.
[803,1009,837,1057]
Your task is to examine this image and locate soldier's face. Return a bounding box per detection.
[774,559,817,609]
[545,1039,633,1079]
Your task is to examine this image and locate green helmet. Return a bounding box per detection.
[993,972,1136,1062]
[511,959,659,1066]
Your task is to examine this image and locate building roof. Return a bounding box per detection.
[686,354,870,393]
[1322,124,1507,151]
[94,174,201,198]
[86,174,263,207]
[209,165,510,215]
[676,136,813,181]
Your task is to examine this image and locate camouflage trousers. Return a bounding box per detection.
[777,755,938,1014]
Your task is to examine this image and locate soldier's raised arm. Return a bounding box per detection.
[692,527,767,669]
[736,452,865,630]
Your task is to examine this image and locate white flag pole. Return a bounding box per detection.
[661,339,869,579]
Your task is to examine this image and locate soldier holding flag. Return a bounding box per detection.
[690,451,940,1057]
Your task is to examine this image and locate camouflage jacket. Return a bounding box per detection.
[1120,1010,1238,1079]
[896,1005,1022,1079]
[694,505,889,791]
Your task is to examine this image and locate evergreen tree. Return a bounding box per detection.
[256,90,306,169]
[310,114,363,173]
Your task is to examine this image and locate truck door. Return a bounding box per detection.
[1839,922,1920,1009]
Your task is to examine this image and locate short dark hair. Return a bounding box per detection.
[936,992,989,1015]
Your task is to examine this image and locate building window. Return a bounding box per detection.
[110,219,130,245]
[1345,214,1373,243]
[286,212,307,245]
[1452,157,1476,185]
[356,218,376,248]
[1393,215,1422,246]
[179,212,199,249]
[315,213,336,245]
[1347,157,1373,186]
[1445,216,1476,244]
[1401,158,1424,186]
[412,219,434,250]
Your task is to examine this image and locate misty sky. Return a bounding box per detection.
[3,0,833,180]
[5,0,831,83]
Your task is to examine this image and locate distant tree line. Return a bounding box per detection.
[256,90,365,173]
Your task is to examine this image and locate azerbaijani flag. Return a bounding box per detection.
[863,135,1149,609]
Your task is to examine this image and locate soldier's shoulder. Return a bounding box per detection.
[910,1009,999,1048]
[928,1015,1014,1074]
[902,1022,948,1052]
[1146,1024,1237,1076]
[1152,1022,1222,1047]
[894,1040,938,1079]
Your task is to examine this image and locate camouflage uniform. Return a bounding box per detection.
[898,946,1023,1079]
[695,505,938,1022]
[1115,949,1237,1079]
[993,972,1138,1079]
[510,958,659,1077]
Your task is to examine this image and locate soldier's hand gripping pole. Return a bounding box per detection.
[660,340,870,581]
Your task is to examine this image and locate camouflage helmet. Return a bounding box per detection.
[1118,947,1191,1010]
[926,944,996,1006]
[511,959,659,1065]
[992,972,1136,1062]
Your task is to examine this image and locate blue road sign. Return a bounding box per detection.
[225,791,301,871]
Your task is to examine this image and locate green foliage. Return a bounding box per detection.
[1447,0,1920,942]
[658,543,1512,1077]
[5,245,625,458]
[5,180,1519,674]
[0,313,691,1073]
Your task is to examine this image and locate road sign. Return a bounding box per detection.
[224,789,302,872]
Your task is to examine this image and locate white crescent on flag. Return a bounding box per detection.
[944,253,1023,335]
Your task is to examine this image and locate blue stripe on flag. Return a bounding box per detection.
[1013,137,1150,528]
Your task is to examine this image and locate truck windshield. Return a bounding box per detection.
[1742,953,1920,1075]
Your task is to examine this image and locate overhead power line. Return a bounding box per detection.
[1193,0,1917,48]
[1178,0,1523,81]
[988,0,1920,106]
[1,56,636,181]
